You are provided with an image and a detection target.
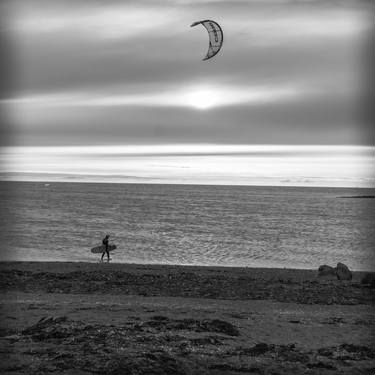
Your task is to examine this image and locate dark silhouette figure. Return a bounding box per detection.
[101,234,110,262]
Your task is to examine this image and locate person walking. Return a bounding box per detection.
[101,234,111,262]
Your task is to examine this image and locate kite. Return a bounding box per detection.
[191,20,223,61]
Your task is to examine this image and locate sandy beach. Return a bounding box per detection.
[1,261,374,374]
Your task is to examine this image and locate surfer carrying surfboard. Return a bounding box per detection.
[101,234,111,262]
[90,238,116,260]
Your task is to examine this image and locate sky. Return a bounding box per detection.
[0,0,374,186]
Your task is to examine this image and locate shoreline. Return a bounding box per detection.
[1,260,323,271]
[0,259,372,276]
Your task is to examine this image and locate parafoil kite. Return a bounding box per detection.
[191,20,223,61]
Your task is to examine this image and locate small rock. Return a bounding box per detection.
[4,334,21,342]
[307,361,336,370]
[318,265,336,277]
[201,319,240,336]
[335,263,352,281]
[244,343,273,356]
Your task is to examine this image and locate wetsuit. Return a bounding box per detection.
[101,236,110,261]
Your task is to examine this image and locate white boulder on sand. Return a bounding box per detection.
[335,262,352,281]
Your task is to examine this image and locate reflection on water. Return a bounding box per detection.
[0,182,374,271]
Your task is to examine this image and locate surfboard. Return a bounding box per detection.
[91,244,117,254]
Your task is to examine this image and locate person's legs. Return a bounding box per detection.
[101,251,105,261]
[105,244,110,261]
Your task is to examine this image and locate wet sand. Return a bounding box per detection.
[1,261,374,374]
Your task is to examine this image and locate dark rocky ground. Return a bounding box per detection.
[1,262,374,305]
[1,262,374,374]
[2,313,375,375]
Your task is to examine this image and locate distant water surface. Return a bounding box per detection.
[0,181,374,271]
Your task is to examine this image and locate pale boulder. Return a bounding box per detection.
[335,262,352,281]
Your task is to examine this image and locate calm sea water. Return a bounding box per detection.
[0,181,374,271]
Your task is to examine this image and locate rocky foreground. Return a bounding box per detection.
[0,262,374,374]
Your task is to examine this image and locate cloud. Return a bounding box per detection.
[7,0,368,43]
[4,0,366,95]
[2,83,304,110]
[8,3,181,41]
[2,96,362,147]
[0,0,371,147]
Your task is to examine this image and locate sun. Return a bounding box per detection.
[185,88,220,110]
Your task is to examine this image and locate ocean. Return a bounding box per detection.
[0,181,374,271]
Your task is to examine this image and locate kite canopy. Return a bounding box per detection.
[191,20,223,61]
